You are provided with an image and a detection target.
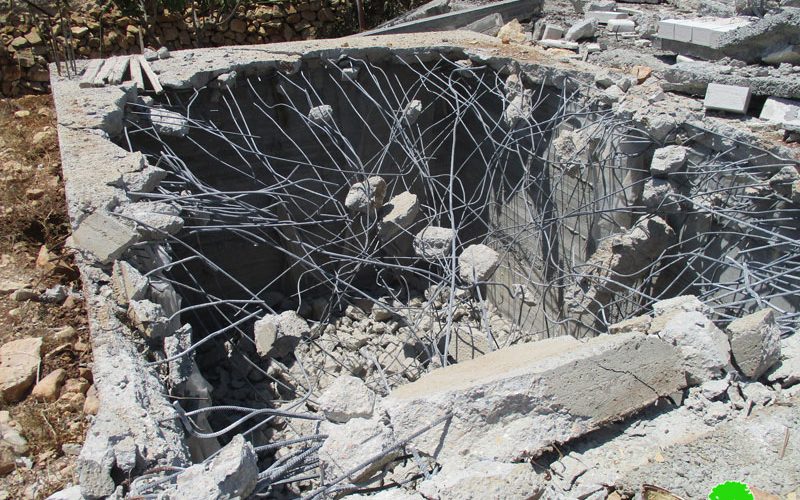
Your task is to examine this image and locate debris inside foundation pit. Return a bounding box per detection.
[40,2,800,499]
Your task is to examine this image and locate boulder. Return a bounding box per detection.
[726,309,781,379]
[319,375,376,423]
[0,337,42,402]
[658,311,731,384]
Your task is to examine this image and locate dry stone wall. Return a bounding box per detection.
[0,0,352,96]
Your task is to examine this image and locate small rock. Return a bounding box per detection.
[156,46,170,59]
[40,285,68,304]
[61,443,82,457]
[53,326,77,343]
[31,368,67,402]
[0,411,28,455]
[700,378,729,400]
[63,378,91,395]
[0,445,14,476]
[46,486,84,500]
[631,65,652,83]
[0,280,27,295]
[413,226,456,260]
[319,375,376,423]
[13,110,30,119]
[650,145,688,178]
[25,188,45,200]
[308,105,334,126]
[83,385,99,415]
[497,19,526,43]
[0,337,43,402]
[726,309,781,380]
[344,176,387,213]
[10,288,38,302]
[458,244,500,284]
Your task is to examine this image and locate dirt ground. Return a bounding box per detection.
[0,95,92,499]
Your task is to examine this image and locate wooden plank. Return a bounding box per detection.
[92,56,117,87]
[138,56,163,94]
[358,0,541,36]
[129,56,145,90]
[79,59,104,88]
[107,56,130,85]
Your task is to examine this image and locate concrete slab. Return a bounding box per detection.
[71,212,139,264]
[704,83,751,114]
[381,332,686,462]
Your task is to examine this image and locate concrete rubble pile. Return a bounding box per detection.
[45,6,800,497]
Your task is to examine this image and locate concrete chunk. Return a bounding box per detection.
[254,310,309,358]
[403,100,423,126]
[650,145,688,178]
[565,18,598,41]
[413,226,456,260]
[111,260,149,306]
[726,309,781,379]
[128,300,171,341]
[173,435,258,500]
[150,108,189,137]
[760,97,800,132]
[319,375,376,423]
[704,83,751,114]
[658,311,730,384]
[542,24,564,40]
[319,417,399,482]
[345,176,387,213]
[458,244,500,284]
[380,191,420,239]
[585,11,627,23]
[417,458,544,500]
[607,19,635,33]
[71,212,140,264]
[767,333,799,386]
[381,332,686,463]
[308,104,334,126]
[119,202,184,239]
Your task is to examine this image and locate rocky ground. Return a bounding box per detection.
[0,95,93,499]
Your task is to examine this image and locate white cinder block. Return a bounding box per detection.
[542,24,565,40]
[704,83,752,114]
[607,19,636,32]
[658,20,677,40]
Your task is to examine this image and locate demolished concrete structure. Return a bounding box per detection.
[49,12,800,498]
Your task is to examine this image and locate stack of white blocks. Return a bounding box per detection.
[658,17,751,48]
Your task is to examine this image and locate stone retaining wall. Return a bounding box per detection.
[0,0,352,96]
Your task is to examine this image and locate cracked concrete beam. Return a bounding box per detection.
[377,332,686,463]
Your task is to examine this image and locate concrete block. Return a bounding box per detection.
[319,417,400,482]
[607,19,636,32]
[704,83,751,114]
[542,24,564,40]
[319,375,375,423]
[726,309,781,380]
[760,97,800,131]
[657,20,676,40]
[381,332,686,463]
[71,211,140,264]
[565,18,598,41]
[585,11,628,23]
